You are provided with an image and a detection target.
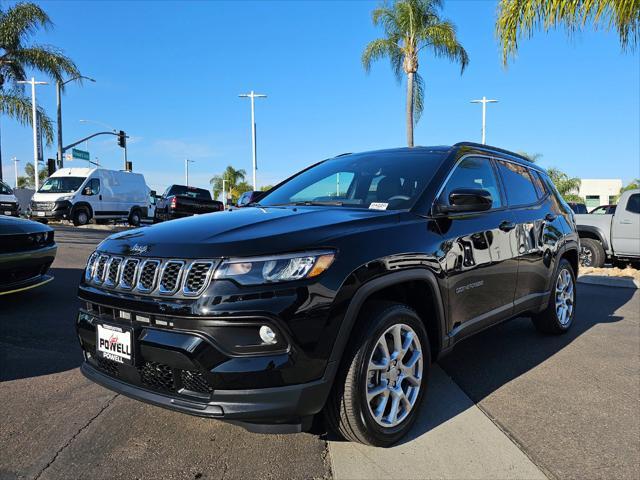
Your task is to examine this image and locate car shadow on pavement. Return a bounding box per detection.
[0,267,84,382]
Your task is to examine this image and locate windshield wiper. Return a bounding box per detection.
[291,201,344,206]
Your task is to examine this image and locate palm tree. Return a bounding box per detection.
[210,166,247,202]
[362,0,469,147]
[547,167,583,203]
[0,2,80,181]
[497,0,640,65]
[17,161,47,188]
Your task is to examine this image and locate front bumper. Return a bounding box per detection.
[81,360,335,432]
[29,201,72,220]
[0,203,20,217]
[0,245,57,295]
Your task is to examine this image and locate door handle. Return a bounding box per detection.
[499,221,516,232]
[99,194,102,200]
[545,213,557,222]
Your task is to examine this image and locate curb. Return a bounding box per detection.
[578,275,639,289]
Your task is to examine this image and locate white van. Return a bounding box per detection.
[30,168,151,226]
[0,180,20,217]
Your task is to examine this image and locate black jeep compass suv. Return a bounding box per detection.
[77,142,579,446]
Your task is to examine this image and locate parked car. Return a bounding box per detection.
[575,189,639,267]
[236,190,265,207]
[589,204,617,215]
[568,201,588,214]
[0,180,20,217]
[76,142,579,447]
[0,215,57,295]
[29,168,151,226]
[153,185,223,222]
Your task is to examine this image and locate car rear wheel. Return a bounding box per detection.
[532,258,576,334]
[325,301,430,447]
[579,238,605,268]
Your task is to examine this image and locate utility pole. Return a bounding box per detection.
[17,78,48,191]
[57,76,95,169]
[12,157,19,188]
[185,159,194,186]
[470,96,498,144]
[222,177,228,209]
[239,91,267,189]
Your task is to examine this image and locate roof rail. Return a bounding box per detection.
[453,142,532,163]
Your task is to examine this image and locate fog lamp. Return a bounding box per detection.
[259,325,277,345]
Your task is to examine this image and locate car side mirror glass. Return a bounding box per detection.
[83,187,92,196]
[434,188,493,215]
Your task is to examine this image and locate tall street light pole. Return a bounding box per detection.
[239,91,266,190]
[17,78,48,191]
[57,76,96,169]
[185,159,195,186]
[470,96,498,144]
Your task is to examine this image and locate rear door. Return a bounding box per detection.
[494,160,565,311]
[612,193,640,256]
[437,156,518,337]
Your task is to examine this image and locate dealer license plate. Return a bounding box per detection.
[96,324,133,365]
[37,211,45,217]
[3,211,10,215]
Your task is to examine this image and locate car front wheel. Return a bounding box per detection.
[325,301,430,447]
[532,258,577,334]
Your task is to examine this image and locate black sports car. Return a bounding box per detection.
[0,216,57,295]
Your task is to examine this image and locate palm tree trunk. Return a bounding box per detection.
[406,72,414,147]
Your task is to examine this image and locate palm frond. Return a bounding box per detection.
[0,3,52,49]
[10,45,80,85]
[420,21,469,73]
[496,0,640,65]
[362,37,403,81]
[0,89,54,144]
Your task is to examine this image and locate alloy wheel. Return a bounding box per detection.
[579,246,593,267]
[365,323,423,427]
[555,268,574,326]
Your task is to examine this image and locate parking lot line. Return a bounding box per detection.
[328,365,547,480]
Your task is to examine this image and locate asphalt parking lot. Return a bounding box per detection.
[1,225,638,480]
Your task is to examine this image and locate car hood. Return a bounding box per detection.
[0,215,52,235]
[98,206,400,258]
[32,192,74,202]
[0,193,18,203]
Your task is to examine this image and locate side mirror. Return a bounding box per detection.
[434,188,493,215]
[82,187,92,196]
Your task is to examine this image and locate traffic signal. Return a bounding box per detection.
[126,161,133,172]
[117,130,126,148]
[47,158,56,176]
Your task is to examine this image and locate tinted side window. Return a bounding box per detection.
[442,157,502,209]
[532,171,547,198]
[626,194,640,214]
[496,161,538,206]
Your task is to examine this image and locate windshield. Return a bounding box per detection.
[38,176,86,194]
[168,185,211,200]
[259,150,446,210]
[0,180,13,195]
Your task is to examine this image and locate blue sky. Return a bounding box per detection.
[2,0,639,193]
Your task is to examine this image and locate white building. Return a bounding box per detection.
[579,179,622,209]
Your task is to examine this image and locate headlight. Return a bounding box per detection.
[214,251,335,285]
[58,195,73,202]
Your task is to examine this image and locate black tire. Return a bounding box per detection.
[72,208,90,227]
[324,301,430,447]
[579,238,605,268]
[532,258,577,334]
[128,209,141,227]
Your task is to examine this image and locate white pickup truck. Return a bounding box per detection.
[575,189,640,267]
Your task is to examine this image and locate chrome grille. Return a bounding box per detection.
[159,261,184,294]
[31,201,55,211]
[93,255,109,284]
[85,254,217,298]
[184,262,214,295]
[105,257,123,286]
[119,258,140,289]
[137,260,160,292]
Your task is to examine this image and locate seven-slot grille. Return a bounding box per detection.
[85,254,217,297]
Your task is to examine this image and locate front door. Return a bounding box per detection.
[612,193,640,256]
[436,156,518,338]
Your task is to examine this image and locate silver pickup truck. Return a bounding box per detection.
[576,189,640,267]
